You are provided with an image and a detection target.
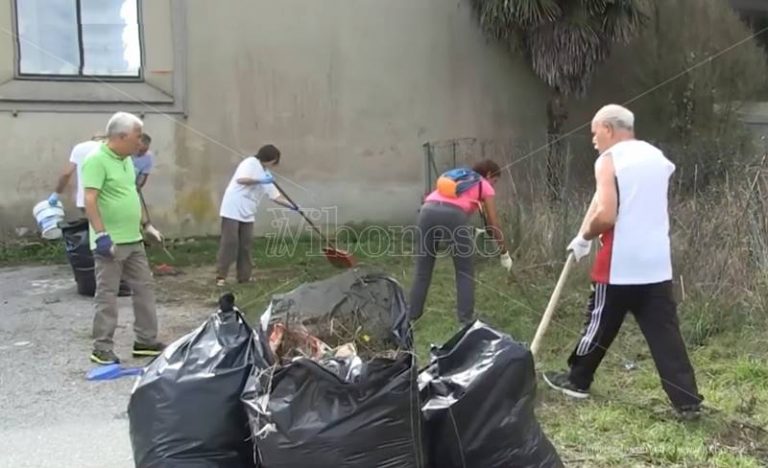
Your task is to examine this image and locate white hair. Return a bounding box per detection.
[592,104,634,131]
[105,111,143,137]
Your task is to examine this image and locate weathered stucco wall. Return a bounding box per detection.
[0,0,548,239]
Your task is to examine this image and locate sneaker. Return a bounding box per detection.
[542,371,590,399]
[216,277,226,287]
[132,341,166,358]
[675,404,702,421]
[90,349,120,365]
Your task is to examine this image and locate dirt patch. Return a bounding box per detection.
[153,265,299,306]
[153,265,218,306]
[708,419,768,462]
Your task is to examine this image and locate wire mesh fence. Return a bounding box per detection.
[422,133,597,202]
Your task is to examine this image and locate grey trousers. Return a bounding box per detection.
[216,217,255,282]
[93,242,159,351]
[408,202,475,324]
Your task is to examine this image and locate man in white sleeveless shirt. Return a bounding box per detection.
[543,104,703,420]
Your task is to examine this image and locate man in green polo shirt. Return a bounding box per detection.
[81,111,166,365]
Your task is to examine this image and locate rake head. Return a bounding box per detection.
[323,246,357,268]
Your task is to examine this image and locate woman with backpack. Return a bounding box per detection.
[409,159,512,325]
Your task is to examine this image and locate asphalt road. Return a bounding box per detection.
[0,265,210,468]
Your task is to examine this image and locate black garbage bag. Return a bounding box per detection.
[128,294,271,468]
[419,321,564,468]
[265,266,412,353]
[60,218,96,296]
[242,353,426,468]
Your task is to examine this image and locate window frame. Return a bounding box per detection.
[0,0,187,115]
[11,0,146,82]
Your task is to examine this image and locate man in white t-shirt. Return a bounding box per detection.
[216,144,293,286]
[49,135,103,210]
[542,104,702,421]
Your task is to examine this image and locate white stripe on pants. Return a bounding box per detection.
[576,283,607,356]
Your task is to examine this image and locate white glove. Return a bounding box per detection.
[144,223,164,243]
[500,251,512,271]
[567,234,591,261]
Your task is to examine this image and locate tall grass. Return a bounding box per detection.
[426,128,768,336]
[489,141,768,346]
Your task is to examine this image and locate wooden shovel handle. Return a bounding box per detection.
[530,252,575,358]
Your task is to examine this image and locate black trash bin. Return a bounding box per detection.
[60,218,130,297]
[61,219,95,297]
[73,266,97,296]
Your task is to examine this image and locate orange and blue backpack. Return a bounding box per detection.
[436,167,482,198]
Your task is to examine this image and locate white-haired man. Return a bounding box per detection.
[81,111,165,365]
[49,133,133,297]
[543,104,703,420]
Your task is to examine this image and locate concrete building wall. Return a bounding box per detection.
[0,0,547,239]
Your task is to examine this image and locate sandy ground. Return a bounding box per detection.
[0,264,214,468]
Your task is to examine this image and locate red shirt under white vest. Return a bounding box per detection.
[592,139,675,285]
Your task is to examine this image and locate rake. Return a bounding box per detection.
[271,180,357,269]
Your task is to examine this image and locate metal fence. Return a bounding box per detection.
[421,134,596,201]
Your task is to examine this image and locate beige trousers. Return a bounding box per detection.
[93,242,158,351]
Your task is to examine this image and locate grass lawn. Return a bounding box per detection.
[3,236,767,467]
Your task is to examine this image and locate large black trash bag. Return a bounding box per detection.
[128,293,271,468]
[242,353,426,468]
[266,266,412,351]
[419,321,564,468]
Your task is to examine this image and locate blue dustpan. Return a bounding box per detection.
[86,363,144,381]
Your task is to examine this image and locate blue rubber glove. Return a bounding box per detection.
[94,233,114,257]
[259,173,275,184]
[47,192,60,207]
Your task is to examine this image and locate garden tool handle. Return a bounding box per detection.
[530,252,575,358]
[271,180,334,246]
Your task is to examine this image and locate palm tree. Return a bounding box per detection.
[469,0,649,200]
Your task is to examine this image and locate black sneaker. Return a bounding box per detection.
[132,341,166,358]
[675,404,702,421]
[543,371,590,399]
[90,349,120,365]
